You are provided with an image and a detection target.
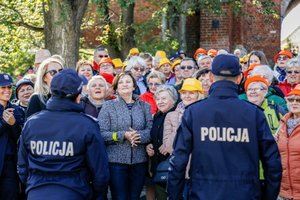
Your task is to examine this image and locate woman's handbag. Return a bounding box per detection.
[153,159,170,183]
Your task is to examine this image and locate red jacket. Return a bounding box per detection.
[277,112,300,199]
[139,91,157,115]
[276,80,299,96]
[93,60,100,72]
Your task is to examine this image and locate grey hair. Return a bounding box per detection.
[286,58,300,69]
[154,85,178,105]
[197,55,212,64]
[251,65,274,84]
[124,56,147,71]
[146,71,166,84]
[87,75,108,90]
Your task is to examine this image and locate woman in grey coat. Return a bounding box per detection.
[98,72,152,200]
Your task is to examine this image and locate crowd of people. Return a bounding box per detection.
[0,46,300,200]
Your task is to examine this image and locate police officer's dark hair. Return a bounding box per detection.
[181,58,198,69]
[212,73,242,82]
[112,71,137,91]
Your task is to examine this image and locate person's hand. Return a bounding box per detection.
[146,144,155,157]
[159,144,168,156]
[125,128,141,147]
[2,108,16,126]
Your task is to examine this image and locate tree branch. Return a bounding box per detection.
[0,3,44,32]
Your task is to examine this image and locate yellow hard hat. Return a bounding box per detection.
[158,58,171,68]
[112,58,123,68]
[155,50,167,58]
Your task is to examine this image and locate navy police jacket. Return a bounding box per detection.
[18,97,109,199]
[0,102,24,174]
[167,81,282,200]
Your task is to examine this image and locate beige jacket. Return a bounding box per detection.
[162,102,191,178]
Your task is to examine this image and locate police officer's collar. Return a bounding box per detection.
[46,96,83,112]
[208,80,239,98]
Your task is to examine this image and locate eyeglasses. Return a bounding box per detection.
[148,83,161,87]
[277,56,289,61]
[247,88,265,92]
[46,69,63,76]
[98,55,109,58]
[286,97,300,103]
[180,66,194,70]
[133,67,145,72]
[287,70,300,74]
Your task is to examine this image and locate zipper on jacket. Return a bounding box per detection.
[286,135,294,198]
[130,108,133,164]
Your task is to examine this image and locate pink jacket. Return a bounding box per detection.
[162,102,191,178]
[277,112,300,199]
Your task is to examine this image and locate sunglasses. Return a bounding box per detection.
[277,56,289,61]
[180,66,194,70]
[98,55,109,58]
[287,70,300,74]
[133,67,145,72]
[286,97,300,103]
[148,83,161,87]
[46,69,63,76]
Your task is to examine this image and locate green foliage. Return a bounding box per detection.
[0,0,44,76]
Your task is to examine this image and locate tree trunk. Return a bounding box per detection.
[43,0,88,68]
[120,2,136,60]
[179,0,188,51]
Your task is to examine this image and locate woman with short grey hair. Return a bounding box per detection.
[197,55,212,69]
[251,65,274,85]
[277,58,300,96]
[146,84,178,199]
[125,56,147,95]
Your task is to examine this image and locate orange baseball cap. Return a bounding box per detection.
[99,57,114,67]
[194,48,207,59]
[207,49,218,57]
[287,84,300,96]
[273,50,293,62]
[244,63,261,78]
[244,75,268,91]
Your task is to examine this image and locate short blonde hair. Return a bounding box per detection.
[76,60,93,72]
[146,71,166,84]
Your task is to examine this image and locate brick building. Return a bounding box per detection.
[86,1,289,64]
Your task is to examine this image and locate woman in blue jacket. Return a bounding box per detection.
[0,73,25,199]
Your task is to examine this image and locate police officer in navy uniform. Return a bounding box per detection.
[18,69,109,200]
[167,54,282,200]
[0,73,25,200]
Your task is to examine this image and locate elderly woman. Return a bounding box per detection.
[240,65,288,111]
[244,76,286,134]
[197,55,212,69]
[125,56,147,95]
[273,50,293,83]
[161,78,204,200]
[81,75,107,118]
[26,57,63,118]
[146,85,178,200]
[158,58,176,85]
[194,68,212,97]
[14,78,34,112]
[140,71,165,115]
[276,58,300,96]
[276,84,300,200]
[98,72,152,200]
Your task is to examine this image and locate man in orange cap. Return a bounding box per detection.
[273,50,293,83]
